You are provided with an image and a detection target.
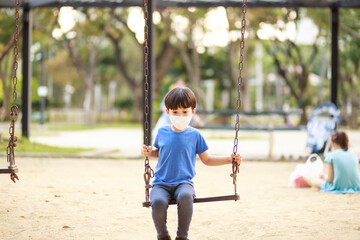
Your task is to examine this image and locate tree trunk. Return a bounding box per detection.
[83,77,95,125]
[0,28,23,121]
[339,69,348,126]
[0,66,10,121]
[242,43,251,111]
[229,40,239,110]
[155,41,178,96]
[132,83,143,122]
[346,74,359,128]
[177,41,205,109]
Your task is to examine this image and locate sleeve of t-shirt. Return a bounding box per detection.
[324,153,333,164]
[196,132,209,154]
[154,132,159,149]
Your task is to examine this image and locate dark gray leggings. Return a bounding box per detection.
[150,183,195,239]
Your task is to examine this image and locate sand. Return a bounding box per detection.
[1,157,360,240]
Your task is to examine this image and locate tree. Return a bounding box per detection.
[57,8,114,125]
[106,8,179,121]
[338,9,360,128]
[226,7,253,111]
[0,9,22,121]
[168,8,208,108]
[255,8,321,124]
[308,8,360,128]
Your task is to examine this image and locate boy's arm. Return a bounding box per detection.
[198,150,241,166]
[142,145,159,158]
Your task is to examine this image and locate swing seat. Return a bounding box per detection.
[0,166,18,174]
[142,193,239,207]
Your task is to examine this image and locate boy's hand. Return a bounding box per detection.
[142,145,152,157]
[231,153,242,165]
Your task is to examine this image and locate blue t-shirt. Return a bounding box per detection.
[321,149,360,193]
[153,125,209,186]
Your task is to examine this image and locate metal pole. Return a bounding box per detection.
[21,3,32,138]
[40,50,46,125]
[143,0,155,145]
[330,7,339,106]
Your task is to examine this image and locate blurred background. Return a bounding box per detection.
[0,0,359,159]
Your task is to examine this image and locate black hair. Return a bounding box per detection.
[164,87,197,110]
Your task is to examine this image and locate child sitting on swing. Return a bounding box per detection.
[142,87,242,240]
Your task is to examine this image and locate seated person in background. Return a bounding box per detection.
[309,131,360,193]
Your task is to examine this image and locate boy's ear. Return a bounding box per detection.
[192,108,196,114]
[165,108,169,114]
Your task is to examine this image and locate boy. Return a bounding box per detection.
[142,87,242,240]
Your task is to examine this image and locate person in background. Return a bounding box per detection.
[309,131,360,193]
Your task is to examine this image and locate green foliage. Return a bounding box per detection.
[306,9,330,38]
[46,122,141,131]
[114,97,133,109]
[0,136,93,154]
[0,9,15,44]
[200,46,229,88]
[1,6,359,127]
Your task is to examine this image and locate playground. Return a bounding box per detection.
[1,127,360,240]
[1,0,360,239]
[1,155,360,240]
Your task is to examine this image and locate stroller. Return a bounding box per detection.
[305,102,339,157]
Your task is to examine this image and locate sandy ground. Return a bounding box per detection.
[1,157,360,240]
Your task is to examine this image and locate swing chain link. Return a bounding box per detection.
[6,0,20,183]
[143,0,154,204]
[231,0,247,195]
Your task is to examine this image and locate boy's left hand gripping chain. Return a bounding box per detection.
[144,157,154,203]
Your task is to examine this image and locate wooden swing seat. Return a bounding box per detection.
[0,166,18,174]
[142,193,239,207]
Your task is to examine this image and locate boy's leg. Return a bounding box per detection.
[150,184,172,239]
[174,183,195,239]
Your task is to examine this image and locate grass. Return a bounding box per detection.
[0,121,140,155]
[0,137,94,154]
[46,122,141,131]
[0,121,269,155]
[206,135,266,140]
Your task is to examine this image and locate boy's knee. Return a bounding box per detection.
[152,198,169,210]
[177,192,194,204]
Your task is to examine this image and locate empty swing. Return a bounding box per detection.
[142,0,247,208]
[0,0,20,183]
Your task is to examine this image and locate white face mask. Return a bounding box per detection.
[169,115,192,131]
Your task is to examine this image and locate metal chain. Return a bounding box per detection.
[5,0,20,183]
[143,0,154,204]
[231,0,247,195]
